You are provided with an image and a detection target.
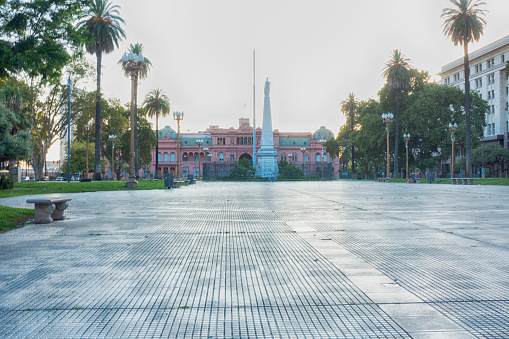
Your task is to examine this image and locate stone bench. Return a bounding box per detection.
[26,198,72,224]
[378,178,390,182]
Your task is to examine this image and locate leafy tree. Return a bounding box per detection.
[0,0,86,81]
[119,42,152,175]
[340,93,359,175]
[229,158,254,179]
[0,77,31,166]
[471,145,509,177]
[351,99,386,178]
[280,163,304,179]
[401,81,487,174]
[101,99,128,180]
[143,88,170,178]
[77,0,126,180]
[60,141,95,178]
[382,49,412,178]
[118,107,157,176]
[442,0,487,176]
[28,58,93,180]
[0,100,31,163]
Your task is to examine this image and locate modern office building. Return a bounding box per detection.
[149,118,339,179]
[438,35,509,149]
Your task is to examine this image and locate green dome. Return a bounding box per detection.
[158,126,177,139]
[312,126,334,140]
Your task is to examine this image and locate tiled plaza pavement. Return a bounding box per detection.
[0,181,508,338]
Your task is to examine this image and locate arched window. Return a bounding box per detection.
[170,153,175,162]
[158,153,161,162]
[306,155,309,162]
[282,155,287,162]
[195,154,199,162]
[323,154,328,162]
[163,153,168,162]
[183,153,188,161]
[219,152,224,162]
[316,153,320,162]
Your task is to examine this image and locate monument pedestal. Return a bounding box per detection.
[256,148,278,178]
[255,77,279,179]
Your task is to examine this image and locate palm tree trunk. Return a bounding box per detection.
[94,51,102,181]
[154,117,159,179]
[134,75,139,178]
[350,109,355,176]
[394,90,401,179]
[394,89,401,179]
[464,40,472,177]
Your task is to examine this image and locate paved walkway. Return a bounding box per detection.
[0,181,508,338]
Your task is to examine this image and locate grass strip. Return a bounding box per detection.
[0,206,34,232]
[0,180,168,199]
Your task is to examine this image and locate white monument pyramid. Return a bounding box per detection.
[255,78,278,178]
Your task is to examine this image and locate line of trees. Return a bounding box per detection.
[1,0,168,180]
[327,70,488,179]
[332,0,489,179]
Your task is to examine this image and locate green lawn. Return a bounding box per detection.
[389,177,509,185]
[0,206,34,232]
[0,180,169,199]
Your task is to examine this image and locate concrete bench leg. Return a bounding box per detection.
[34,204,55,224]
[52,201,70,220]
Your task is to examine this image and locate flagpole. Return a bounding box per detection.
[253,49,256,168]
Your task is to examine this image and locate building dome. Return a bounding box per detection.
[158,126,177,139]
[312,126,334,140]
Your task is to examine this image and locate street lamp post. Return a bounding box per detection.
[121,51,144,188]
[319,138,327,178]
[109,135,116,181]
[449,123,457,179]
[196,139,203,178]
[300,147,306,172]
[85,124,90,180]
[403,133,410,179]
[382,113,394,179]
[288,154,292,164]
[67,77,72,183]
[173,111,184,179]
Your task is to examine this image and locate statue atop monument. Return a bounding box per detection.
[264,78,270,97]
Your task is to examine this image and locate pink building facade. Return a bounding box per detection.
[148,118,339,179]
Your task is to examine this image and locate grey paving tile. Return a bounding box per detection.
[0,181,508,337]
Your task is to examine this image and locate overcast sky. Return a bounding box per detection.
[49,0,508,160]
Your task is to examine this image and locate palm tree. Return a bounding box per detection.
[119,43,152,177]
[442,0,486,177]
[143,88,170,179]
[77,0,126,181]
[382,49,412,179]
[340,93,358,176]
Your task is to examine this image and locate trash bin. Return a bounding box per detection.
[164,173,174,189]
[426,172,435,184]
[188,175,194,184]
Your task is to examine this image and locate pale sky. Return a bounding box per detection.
[49,0,508,160]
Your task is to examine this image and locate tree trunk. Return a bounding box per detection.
[94,51,102,181]
[154,117,159,179]
[31,146,47,181]
[134,75,139,178]
[463,41,472,177]
[351,109,355,177]
[394,89,401,179]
